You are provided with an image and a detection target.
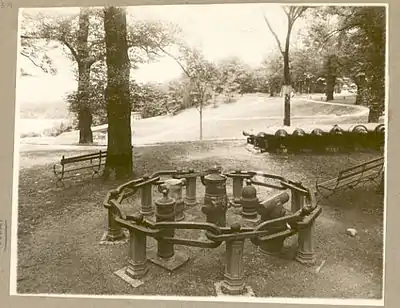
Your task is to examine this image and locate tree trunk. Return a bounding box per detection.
[77,8,93,144]
[354,74,366,105]
[283,22,292,127]
[324,54,337,102]
[355,83,363,105]
[199,104,203,140]
[368,107,381,123]
[367,75,385,123]
[325,74,336,101]
[77,63,93,144]
[103,6,133,180]
[283,49,291,126]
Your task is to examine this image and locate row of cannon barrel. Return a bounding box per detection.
[242,123,385,153]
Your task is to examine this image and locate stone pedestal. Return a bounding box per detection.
[148,189,190,271]
[295,221,316,265]
[103,208,126,242]
[230,171,245,208]
[140,175,154,216]
[163,178,185,221]
[114,227,148,288]
[217,224,249,296]
[240,180,259,221]
[125,229,148,278]
[184,170,198,207]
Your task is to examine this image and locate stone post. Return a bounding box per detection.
[220,224,246,295]
[240,180,259,221]
[105,206,126,241]
[295,206,322,265]
[140,175,154,216]
[184,169,197,207]
[148,188,190,271]
[125,221,148,278]
[295,221,316,265]
[155,189,176,259]
[231,170,245,208]
[163,178,186,221]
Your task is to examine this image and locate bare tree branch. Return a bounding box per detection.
[60,37,80,63]
[21,33,81,65]
[318,21,362,52]
[263,14,284,55]
[156,45,193,79]
[19,51,46,71]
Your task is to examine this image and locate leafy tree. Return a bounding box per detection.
[263,5,309,126]
[300,8,345,100]
[19,11,58,75]
[166,78,192,113]
[20,8,180,143]
[290,48,323,94]
[337,6,386,122]
[252,67,269,93]
[103,6,132,180]
[131,82,170,118]
[215,57,254,97]
[262,51,283,96]
[306,6,386,121]
[160,44,218,140]
[65,60,108,126]
[21,8,108,143]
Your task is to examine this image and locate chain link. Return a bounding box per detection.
[112,206,320,245]
[104,168,318,245]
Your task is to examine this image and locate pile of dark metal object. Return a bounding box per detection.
[243,123,385,153]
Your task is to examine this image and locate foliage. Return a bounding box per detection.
[131,82,170,118]
[20,8,181,142]
[65,60,108,127]
[337,6,386,120]
[302,6,386,119]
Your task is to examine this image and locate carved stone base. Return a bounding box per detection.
[241,215,260,224]
[139,208,154,217]
[125,259,148,279]
[295,250,316,265]
[229,199,242,208]
[184,199,197,207]
[147,249,190,272]
[214,281,255,297]
[114,266,145,288]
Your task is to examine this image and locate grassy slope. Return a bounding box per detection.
[20,93,368,146]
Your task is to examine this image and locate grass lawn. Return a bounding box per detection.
[16,140,384,298]
[20,93,369,146]
[299,93,357,106]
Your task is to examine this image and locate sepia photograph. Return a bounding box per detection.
[12,2,386,303]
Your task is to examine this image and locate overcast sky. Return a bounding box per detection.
[18,3,308,103]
